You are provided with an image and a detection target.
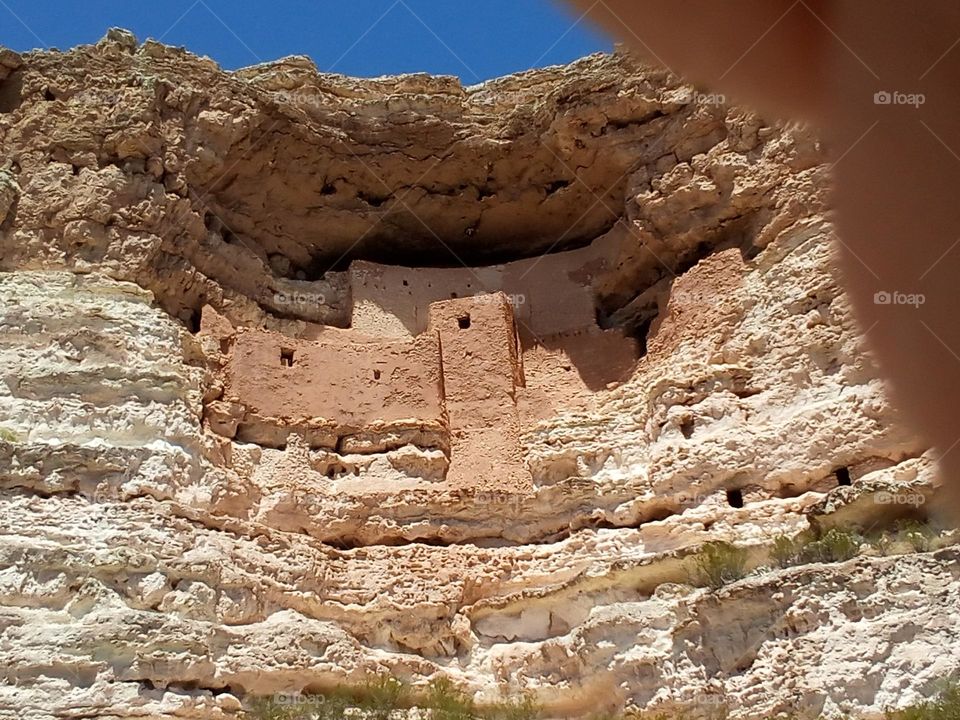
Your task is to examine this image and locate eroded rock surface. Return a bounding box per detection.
[0,31,956,720]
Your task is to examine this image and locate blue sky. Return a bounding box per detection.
[0,0,613,81]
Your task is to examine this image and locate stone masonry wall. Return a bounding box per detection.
[428,294,530,491]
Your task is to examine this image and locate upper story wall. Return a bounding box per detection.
[427,293,530,490]
[428,294,524,424]
[349,241,605,341]
[220,324,446,450]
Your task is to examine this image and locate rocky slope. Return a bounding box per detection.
[0,29,956,720]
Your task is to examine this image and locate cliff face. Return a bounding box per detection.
[0,29,957,720]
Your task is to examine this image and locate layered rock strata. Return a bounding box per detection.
[0,31,955,720]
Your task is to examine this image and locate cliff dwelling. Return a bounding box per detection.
[202,243,639,492]
[3,30,957,720]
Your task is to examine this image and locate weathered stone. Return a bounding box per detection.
[0,33,955,720]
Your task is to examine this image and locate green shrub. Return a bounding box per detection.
[244,681,401,720]
[244,677,542,720]
[771,534,801,568]
[797,528,862,564]
[359,676,407,720]
[691,541,748,589]
[0,426,18,443]
[425,677,478,720]
[894,520,937,553]
[887,677,960,720]
[486,694,539,720]
[768,529,863,569]
[867,520,943,557]
[244,697,305,720]
[874,532,894,556]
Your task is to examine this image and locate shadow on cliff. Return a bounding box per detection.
[521,330,639,391]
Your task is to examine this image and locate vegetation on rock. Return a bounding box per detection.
[886,677,960,720]
[771,528,863,568]
[690,541,749,589]
[245,676,960,720]
[244,677,538,720]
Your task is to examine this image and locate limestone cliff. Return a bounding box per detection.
[0,29,956,720]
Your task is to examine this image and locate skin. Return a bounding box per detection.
[564,1,960,511]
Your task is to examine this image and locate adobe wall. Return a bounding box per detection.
[220,326,447,451]
[427,294,531,490]
[201,257,633,491]
[349,241,603,341]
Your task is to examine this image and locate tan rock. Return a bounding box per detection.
[0,34,955,720]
